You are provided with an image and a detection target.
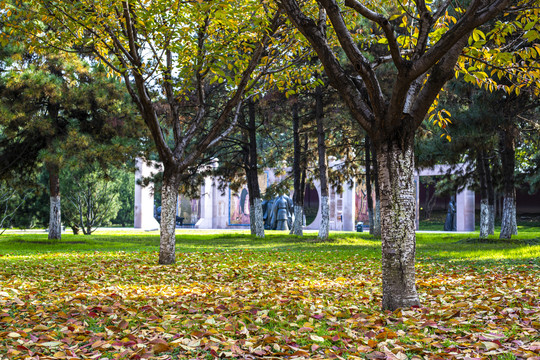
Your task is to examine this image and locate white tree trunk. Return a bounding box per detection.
[500,195,518,239]
[159,175,179,264]
[377,139,420,311]
[253,197,265,238]
[479,199,490,239]
[49,195,62,240]
[249,205,256,235]
[488,204,495,235]
[291,205,304,236]
[318,195,329,240]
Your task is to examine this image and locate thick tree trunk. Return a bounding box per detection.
[47,163,61,240]
[291,97,305,236]
[376,136,420,311]
[365,136,375,234]
[371,145,381,238]
[159,168,181,265]
[291,205,304,235]
[499,127,518,239]
[316,87,329,240]
[500,196,517,239]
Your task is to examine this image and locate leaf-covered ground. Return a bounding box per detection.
[0,232,539,359]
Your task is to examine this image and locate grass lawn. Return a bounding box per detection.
[0,229,539,359]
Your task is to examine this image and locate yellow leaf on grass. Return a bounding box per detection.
[310,334,325,342]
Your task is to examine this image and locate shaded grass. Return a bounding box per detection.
[1,228,539,266]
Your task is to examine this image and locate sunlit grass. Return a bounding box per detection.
[1,227,538,264]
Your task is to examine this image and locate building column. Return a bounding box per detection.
[456,187,475,231]
[343,182,355,231]
[134,158,160,230]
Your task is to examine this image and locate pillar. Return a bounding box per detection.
[456,187,475,231]
[134,158,160,230]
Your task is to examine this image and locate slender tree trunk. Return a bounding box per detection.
[315,87,329,240]
[291,96,305,236]
[246,168,264,237]
[47,162,62,240]
[477,152,489,239]
[371,145,381,238]
[376,134,420,311]
[246,100,264,238]
[365,136,375,234]
[485,155,495,235]
[499,126,518,239]
[159,167,181,264]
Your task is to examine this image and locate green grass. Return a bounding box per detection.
[1,227,539,264]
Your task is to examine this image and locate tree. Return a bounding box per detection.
[0,180,29,233]
[7,0,288,263]
[61,164,122,235]
[0,49,144,240]
[315,85,330,239]
[112,168,135,228]
[279,0,535,310]
[290,95,309,236]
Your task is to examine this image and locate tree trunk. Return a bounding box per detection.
[365,136,375,234]
[480,200,490,238]
[477,152,489,239]
[291,97,305,236]
[159,167,181,264]
[316,87,329,240]
[376,135,420,311]
[246,99,265,238]
[485,155,495,235]
[499,126,518,239]
[371,145,381,238]
[47,163,62,240]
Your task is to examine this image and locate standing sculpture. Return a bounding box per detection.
[262,194,294,230]
[444,195,457,231]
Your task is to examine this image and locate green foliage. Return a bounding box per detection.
[61,164,123,235]
[111,169,135,227]
[0,49,147,177]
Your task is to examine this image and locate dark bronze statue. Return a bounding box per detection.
[262,194,293,230]
[444,195,457,231]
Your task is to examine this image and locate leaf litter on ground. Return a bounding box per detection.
[0,246,539,359]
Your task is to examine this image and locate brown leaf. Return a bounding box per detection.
[153,342,171,354]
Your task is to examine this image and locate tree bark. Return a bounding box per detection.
[316,87,329,240]
[245,99,265,238]
[47,162,62,240]
[159,168,181,264]
[291,96,305,236]
[499,126,518,239]
[485,155,495,235]
[477,152,489,239]
[376,135,420,311]
[371,145,381,238]
[365,136,375,234]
